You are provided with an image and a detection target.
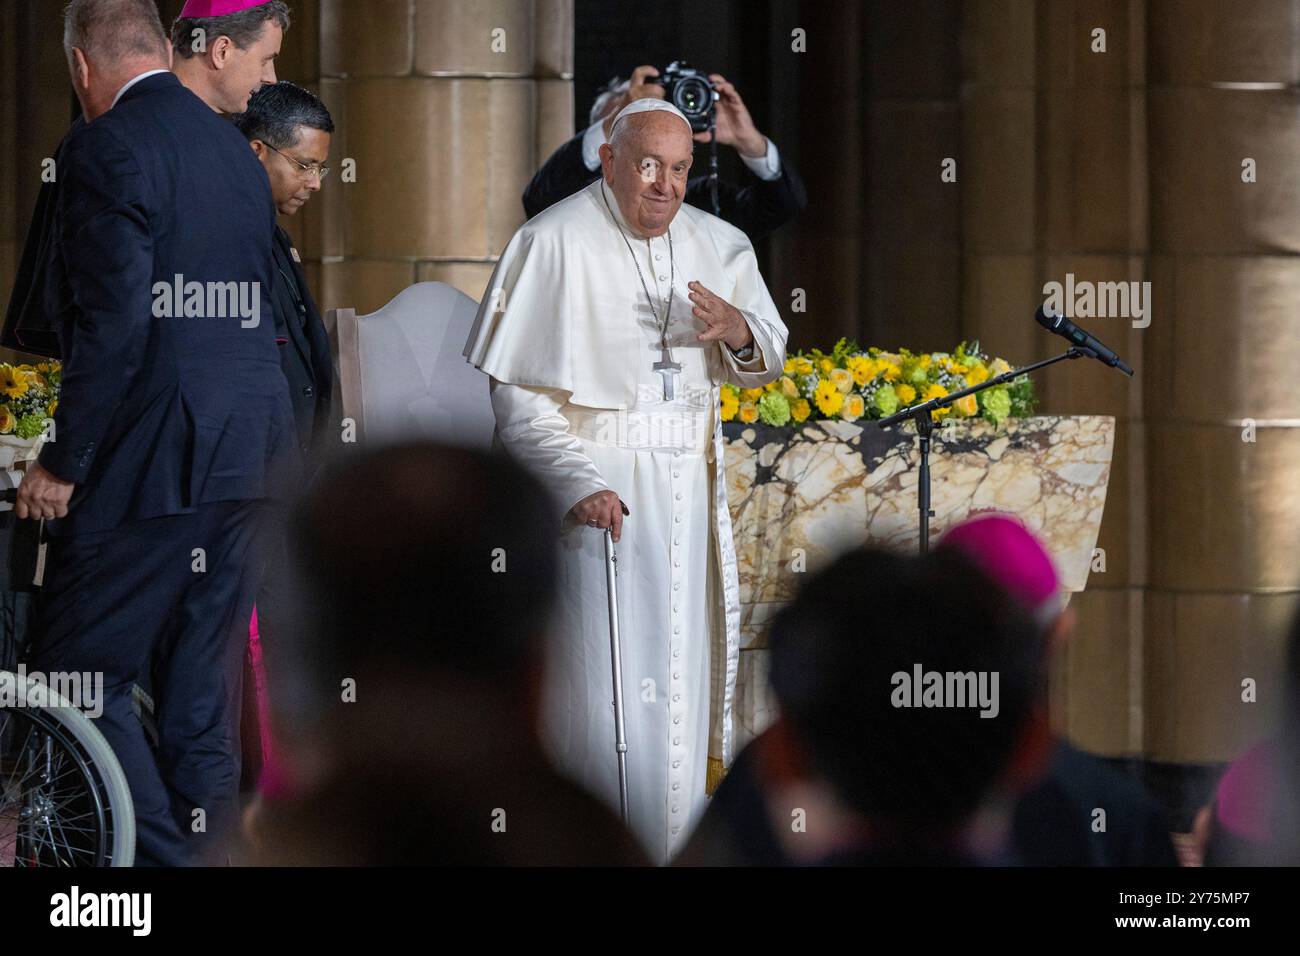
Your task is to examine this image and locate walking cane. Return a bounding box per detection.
[603,527,630,825]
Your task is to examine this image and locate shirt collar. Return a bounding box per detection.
[111,69,171,109]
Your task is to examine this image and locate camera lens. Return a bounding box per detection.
[674,77,711,119]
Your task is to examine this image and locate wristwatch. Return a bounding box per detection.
[729,341,755,360]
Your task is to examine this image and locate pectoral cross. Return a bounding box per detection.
[653,346,683,401]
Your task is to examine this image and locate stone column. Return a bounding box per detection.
[316,0,573,316]
[962,0,1150,757]
[860,0,963,351]
[1144,0,1300,766]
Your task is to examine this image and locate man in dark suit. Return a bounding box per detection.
[2,0,290,355]
[17,0,298,866]
[232,81,337,474]
[522,66,807,242]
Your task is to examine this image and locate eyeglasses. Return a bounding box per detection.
[264,142,330,180]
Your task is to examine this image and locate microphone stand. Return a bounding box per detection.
[876,346,1098,555]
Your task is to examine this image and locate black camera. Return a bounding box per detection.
[659,60,717,132]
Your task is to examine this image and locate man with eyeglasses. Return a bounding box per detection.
[233,81,336,473]
[231,81,336,814]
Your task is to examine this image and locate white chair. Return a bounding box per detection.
[329,282,495,452]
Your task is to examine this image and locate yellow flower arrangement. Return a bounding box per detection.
[0,360,62,441]
[720,341,1033,428]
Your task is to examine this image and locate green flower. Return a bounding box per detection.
[1008,375,1036,417]
[874,383,899,417]
[14,412,48,440]
[981,388,1012,424]
[758,391,791,426]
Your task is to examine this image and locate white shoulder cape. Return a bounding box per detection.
[463,178,786,409]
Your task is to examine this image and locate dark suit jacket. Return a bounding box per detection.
[40,73,299,536]
[681,732,1176,867]
[521,131,808,242]
[2,117,83,358]
[270,225,335,474]
[1011,741,1178,866]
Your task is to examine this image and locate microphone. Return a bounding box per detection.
[1034,305,1134,376]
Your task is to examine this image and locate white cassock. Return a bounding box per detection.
[463,177,787,863]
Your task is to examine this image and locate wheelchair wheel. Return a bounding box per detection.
[0,671,135,867]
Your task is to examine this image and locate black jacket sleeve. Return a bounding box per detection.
[521,132,601,220]
[38,122,153,483]
[1,118,84,358]
[686,153,809,243]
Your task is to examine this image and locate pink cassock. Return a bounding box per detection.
[180,0,273,17]
[247,606,291,798]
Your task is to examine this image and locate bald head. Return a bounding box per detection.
[63,0,171,121]
[600,111,695,238]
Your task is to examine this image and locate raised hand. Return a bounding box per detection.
[689,280,753,351]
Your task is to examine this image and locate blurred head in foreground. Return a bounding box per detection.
[765,546,1049,863]
[935,512,1182,868]
[254,441,645,865]
[1203,607,1300,866]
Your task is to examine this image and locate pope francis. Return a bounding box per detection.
[463,98,788,863]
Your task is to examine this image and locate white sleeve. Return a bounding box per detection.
[727,342,767,370]
[739,137,782,182]
[489,378,610,528]
[717,330,776,384]
[713,240,788,387]
[580,120,607,172]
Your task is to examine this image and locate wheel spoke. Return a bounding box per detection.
[0,702,117,867]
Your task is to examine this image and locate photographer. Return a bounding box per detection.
[522,65,806,241]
